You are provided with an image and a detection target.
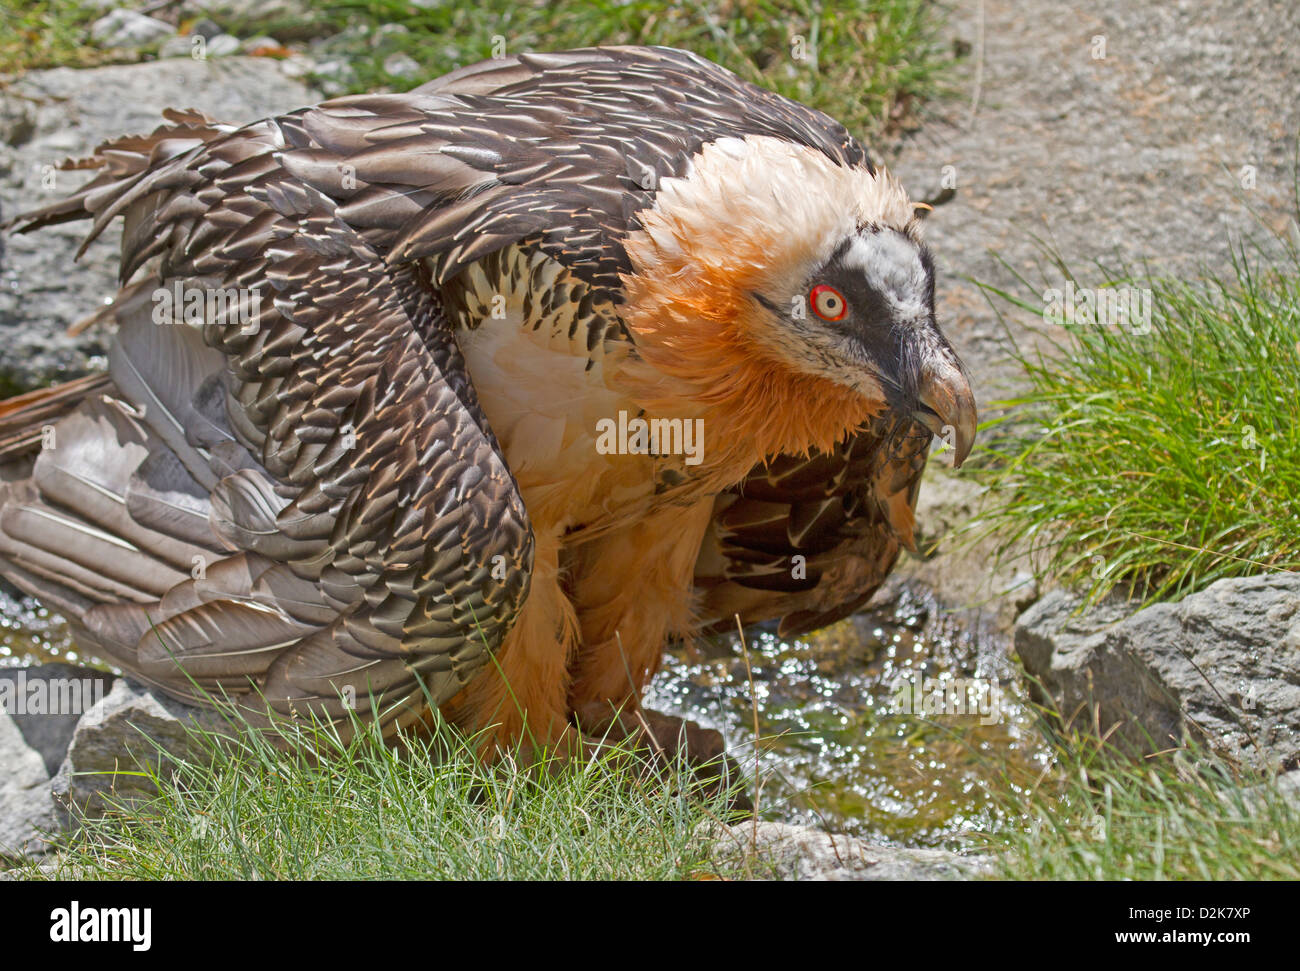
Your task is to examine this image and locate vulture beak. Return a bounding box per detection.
[914,358,977,468]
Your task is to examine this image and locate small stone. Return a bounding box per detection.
[89,10,176,48]
[310,58,359,96]
[0,102,35,147]
[373,23,411,42]
[0,664,116,776]
[205,33,242,57]
[710,821,993,880]
[382,53,420,80]
[1015,574,1300,772]
[278,55,316,79]
[241,35,283,55]
[50,678,228,819]
[159,34,202,59]
[0,707,61,858]
[189,18,224,40]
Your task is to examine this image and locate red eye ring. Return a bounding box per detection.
[810,284,848,322]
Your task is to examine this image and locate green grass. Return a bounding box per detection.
[297,0,950,141]
[987,719,1300,880]
[11,704,749,880]
[956,155,1300,877]
[22,683,1298,881]
[5,639,1295,880]
[0,1,131,74]
[1,1,953,145]
[970,202,1300,604]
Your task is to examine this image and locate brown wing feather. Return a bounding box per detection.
[2,108,533,736]
[695,414,930,638]
[276,45,872,298]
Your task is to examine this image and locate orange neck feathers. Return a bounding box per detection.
[614,135,917,482]
[616,267,878,480]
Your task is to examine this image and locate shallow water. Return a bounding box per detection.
[2,581,1049,847]
[645,584,1052,849]
[0,586,81,669]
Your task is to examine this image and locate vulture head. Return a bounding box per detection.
[618,134,977,468]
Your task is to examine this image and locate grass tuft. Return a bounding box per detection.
[986,712,1300,880]
[970,197,1300,604]
[0,1,134,75]
[1,1,952,146]
[17,702,747,880]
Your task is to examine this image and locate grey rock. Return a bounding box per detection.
[1274,768,1300,803]
[0,664,115,776]
[0,58,318,392]
[1,671,226,860]
[189,18,225,41]
[89,10,176,48]
[713,821,992,880]
[205,34,243,58]
[1015,574,1300,772]
[51,677,228,819]
[0,856,62,878]
[0,101,36,149]
[1230,768,1300,815]
[240,35,283,55]
[159,34,203,59]
[0,707,61,858]
[382,53,420,80]
[278,55,318,81]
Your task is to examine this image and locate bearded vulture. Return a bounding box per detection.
[0,46,975,759]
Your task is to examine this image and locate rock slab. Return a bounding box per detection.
[1015,573,1300,772]
[1,672,226,859]
[713,822,992,880]
[0,704,62,858]
[0,664,116,776]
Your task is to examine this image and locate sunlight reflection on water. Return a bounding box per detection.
[645,583,1051,849]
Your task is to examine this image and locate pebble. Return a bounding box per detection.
[89,10,176,48]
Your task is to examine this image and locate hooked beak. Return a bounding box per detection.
[914,360,977,468]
